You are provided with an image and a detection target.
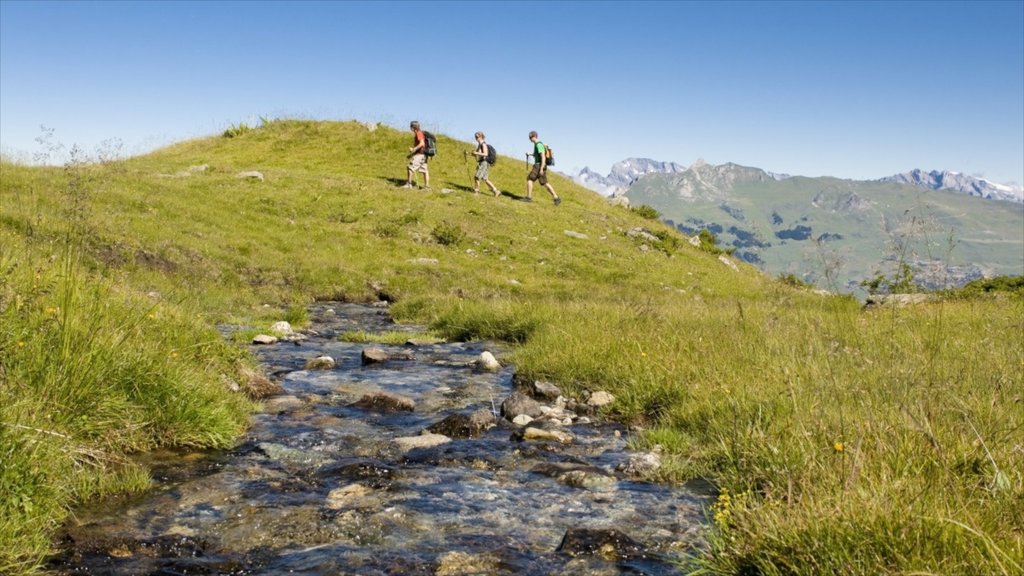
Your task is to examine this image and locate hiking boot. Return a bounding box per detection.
[473,189,480,194]
[493,190,501,198]
[400,183,414,189]
[520,197,533,203]
[554,197,562,206]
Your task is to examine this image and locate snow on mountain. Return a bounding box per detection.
[571,158,688,196]
[879,169,1024,204]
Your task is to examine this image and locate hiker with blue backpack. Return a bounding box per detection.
[469,131,500,197]
[524,131,561,205]
[402,120,431,190]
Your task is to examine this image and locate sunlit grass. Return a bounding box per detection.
[1,119,1020,574]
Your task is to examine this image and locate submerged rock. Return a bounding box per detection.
[393,432,451,452]
[304,355,336,370]
[427,409,496,439]
[352,392,415,412]
[557,528,646,560]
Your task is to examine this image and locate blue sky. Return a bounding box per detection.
[2,0,1022,186]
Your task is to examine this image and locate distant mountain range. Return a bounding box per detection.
[572,161,1024,204]
[573,160,1024,294]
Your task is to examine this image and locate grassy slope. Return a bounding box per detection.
[1,120,1021,574]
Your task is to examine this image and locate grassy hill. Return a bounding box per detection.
[626,163,1024,294]
[1,120,1021,574]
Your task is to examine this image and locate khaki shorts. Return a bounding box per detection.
[408,153,429,174]
[528,164,548,185]
[475,161,490,180]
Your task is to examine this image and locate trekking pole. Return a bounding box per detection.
[463,150,474,192]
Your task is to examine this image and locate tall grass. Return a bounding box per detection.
[0,167,251,573]
[1,120,1020,574]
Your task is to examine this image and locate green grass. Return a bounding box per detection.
[1,119,1021,574]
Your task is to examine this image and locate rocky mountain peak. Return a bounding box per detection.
[879,169,1023,203]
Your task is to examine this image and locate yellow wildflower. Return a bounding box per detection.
[833,441,844,453]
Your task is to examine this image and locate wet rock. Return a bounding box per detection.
[317,460,397,485]
[393,432,451,452]
[557,528,646,560]
[361,347,414,364]
[533,380,563,401]
[618,448,663,477]
[304,355,336,370]
[512,414,534,426]
[515,426,573,445]
[252,334,278,345]
[587,391,616,408]
[476,351,501,371]
[361,347,390,364]
[426,409,496,439]
[352,391,415,412]
[435,550,500,575]
[262,395,304,413]
[532,462,616,492]
[326,483,374,509]
[501,391,543,421]
[257,442,331,468]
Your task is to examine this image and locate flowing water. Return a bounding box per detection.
[49,303,710,575]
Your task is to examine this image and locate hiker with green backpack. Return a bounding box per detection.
[524,131,561,205]
[469,131,500,197]
[402,120,432,190]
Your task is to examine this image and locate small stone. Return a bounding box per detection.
[512,414,534,426]
[270,321,293,335]
[252,334,278,345]
[236,170,264,181]
[477,351,501,371]
[304,355,336,370]
[393,432,450,452]
[519,427,573,445]
[361,347,390,364]
[587,391,616,407]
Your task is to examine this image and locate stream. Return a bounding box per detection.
[49,303,711,575]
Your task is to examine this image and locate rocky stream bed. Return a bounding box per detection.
[49,303,710,575]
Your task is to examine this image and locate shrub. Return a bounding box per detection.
[631,204,661,220]
[431,221,465,246]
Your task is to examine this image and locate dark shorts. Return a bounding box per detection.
[528,164,548,185]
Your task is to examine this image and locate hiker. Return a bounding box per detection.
[403,120,430,189]
[525,131,560,205]
[470,131,500,196]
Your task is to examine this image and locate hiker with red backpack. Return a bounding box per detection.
[402,120,430,190]
[524,131,560,205]
[469,131,500,197]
